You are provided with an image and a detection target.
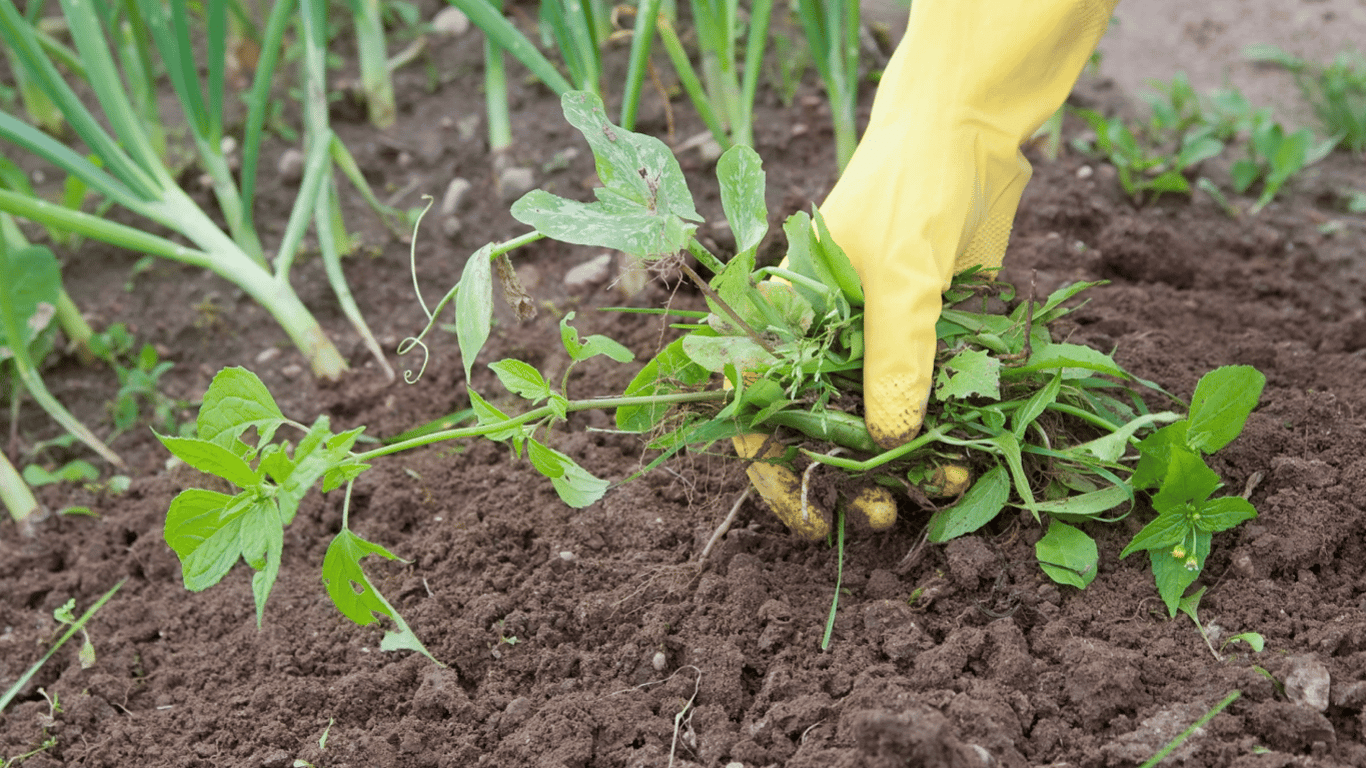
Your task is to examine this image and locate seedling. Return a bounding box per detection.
[1072,106,1223,204]
[1228,110,1339,214]
[1246,44,1366,154]
[1176,586,1265,662]
[0,579,123,713]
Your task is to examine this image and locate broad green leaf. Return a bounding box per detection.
[156,433,259,489]
[22,459,99,486]
[934,348,1001,401]
[926,465,1010,542]
[1195,495,1257,533]
[322,529,442,664]
[682,334,776,373]
[0,244,60,357]
[1132,421,1189,490]
[468,389,527,444]
[1186,365,1265,454]
[239,501,283,627]
[511,189,695,259]
[783,211,836,317]
[196,367,286,457]
[1031,484,1132,522]
[559,312,633,363]
[1071,411,1182,463]
[1151,531,1210,617]
[1151,447,1221,513]
[559,91,698,222]
[164,488,238,561]
[1224,632,1266,653]
[716,145,767,258]
[1012,372,1061,438]
[455,243,494,383]
[1120,508,1188,558]
[1009,343,1128,379]
[617,337,710,432]
[1177,585,1206,624]
[753,282,815,335]
[1036,521,1098,588]
[527,439,610,508]
[490,359,552,402]
[811,207,864,306]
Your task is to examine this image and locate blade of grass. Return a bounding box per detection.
[1137,690,1241,768]
[239,0,298,228]
[820,507,845,651]
[618,0,661,129]
[656,13,729,149]
[447,0,574,95]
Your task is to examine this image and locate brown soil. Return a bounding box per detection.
[4,9,1366,768]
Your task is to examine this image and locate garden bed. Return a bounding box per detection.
[3,8,1366,767]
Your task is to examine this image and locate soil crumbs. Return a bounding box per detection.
[4,15,1366,768]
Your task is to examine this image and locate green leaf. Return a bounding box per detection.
[468,389,527,445]
[22,459,99,486]
[322,529,442,664]
[0,244,60,358]
[1177,585,1206,624]
[782,211,836,317]
[527,439,610,508]
[1120,508,1189,558]
[1009,343,1128,379]
[1230,158,1261,193]
[934,348,1001,401]
[1195,495,1257,533]
[811,206,864,306]
[455,243,494,383]
[155,433,260,489]
[1012,372,1061,438]
[239,501,283,627]
[1036,521,1098,588]
[1224,632,1265,653]
[1071,411,1182,463]
[490,359,552,402]
[617,337,710,432]
[716,145,767,258]
[559,91,698,222]
[1132,421,1189,489]
[511,190,695,259]
[756,282,815,334]
[1186,365,1265,453]
[196,367,286,457]
[926,465,1010,542]
[559,312,632,363]
[1150,531,1210,617]
[1151,447,1221,512]
[1031,484,1132,522]
[682,334,776,374]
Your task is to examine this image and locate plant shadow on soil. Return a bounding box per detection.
[4,10,1366,768]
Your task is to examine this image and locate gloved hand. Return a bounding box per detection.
[737,0,1118,539]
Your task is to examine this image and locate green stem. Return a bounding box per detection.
[685,236,726,275]
[484,0,512,154]
[0,449,40,528]
[656,15,730,149]
[54,288,92,351]
[800,425,952,472]
[1138,690,1241,768]
[619,0,661,130]
[351,0,396,128]
[356,389,727,461]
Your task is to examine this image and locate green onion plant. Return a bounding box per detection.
[342,0,398,128]
[0,0,394,381]
[794,0,859,169]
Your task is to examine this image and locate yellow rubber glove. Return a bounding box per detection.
[737,0,1117,539]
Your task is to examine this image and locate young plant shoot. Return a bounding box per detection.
[158,93,1266,653]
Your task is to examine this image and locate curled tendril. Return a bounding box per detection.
[410,195,436,322]
[397,336,430,384]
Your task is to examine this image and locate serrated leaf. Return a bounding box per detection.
[196,367,286,457]
[455,243,494,383]
[156,433,260,489]
[1186,365,1265,453]
[926,465,1010,542]
[617,337,710,433]
[1195,495,1257,533]
[717,145,767,258]
[322,529,442,664]
[935,348,1001,401]
[1120,508,1188,558]
[1036,521,1098,589]
[322,460,371,493]
[527,439,609,508]
[1132,421,1189,489]
[275,420,364,526]
[239,502,283,627]
[179,513,246,592]
[1151,447,1221,512]
[490,359,552,402]
[468,389,527,444]
[163,488,239,561]
[559,312,632,363]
